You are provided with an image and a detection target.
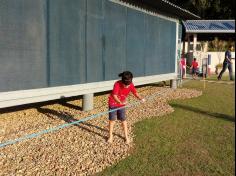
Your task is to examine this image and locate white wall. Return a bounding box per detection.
[207,52,235,74]
[0,73,177,108]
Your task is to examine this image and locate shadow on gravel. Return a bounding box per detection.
[0,96,83,114]
[147,82,170,87]
[58,101,83,111]
[171,103,235,122]
[36,107,123,140]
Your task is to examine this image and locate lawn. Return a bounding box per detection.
[97,77,235,176]
[205,74,234,81]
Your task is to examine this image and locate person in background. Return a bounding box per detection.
[190,58,199,80]
[180,54,186,79]
[108,71,145,144]
[217,45,234,81]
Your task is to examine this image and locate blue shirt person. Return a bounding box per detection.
[218,45,234,81]
[224,50,232,64]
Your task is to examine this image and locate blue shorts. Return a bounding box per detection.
[109,106,126,121]
[192,68,198,74]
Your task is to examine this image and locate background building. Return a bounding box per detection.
[182,20,235,75]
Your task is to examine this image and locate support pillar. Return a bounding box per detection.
[82,93,94,111]
[193,33,198,57]
[187,34,191,53]
[183,40,186,54]
[170,79,177,89]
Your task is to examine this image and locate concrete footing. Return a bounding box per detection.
[170,79,177,89]
[82,93,94,111]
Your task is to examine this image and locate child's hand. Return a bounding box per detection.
[141,98,146,103]
[117,101,126,105]
[121,101,128,105]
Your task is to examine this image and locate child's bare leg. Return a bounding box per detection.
[121,121,130,144]
[108,120,115,143]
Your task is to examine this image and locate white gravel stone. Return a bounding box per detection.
[0,86,202,175]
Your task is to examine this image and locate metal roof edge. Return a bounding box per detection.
[109,0,179,23]
[161,0,201,19]
[114,0,200,20]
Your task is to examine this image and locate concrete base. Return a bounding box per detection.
[170,79,177,89]
[82,93,94,111]
[0,73,177,109]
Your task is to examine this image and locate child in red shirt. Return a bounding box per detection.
[180,55,186,79]
[108,71,145,144]
[190,58,199,79]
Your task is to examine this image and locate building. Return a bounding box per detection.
[0,0,199,109]
[182,20,235,74]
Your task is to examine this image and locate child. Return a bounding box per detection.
[180,54,186,79]
[190,58,199,79]
[108,71,145,144]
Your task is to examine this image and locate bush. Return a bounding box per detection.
[215,63,223,74]
[216,63,223,68]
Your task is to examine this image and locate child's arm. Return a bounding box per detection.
[133,92,146,102]
[112,94,126,105]
[226,54,232,63]
[131,85,145,102]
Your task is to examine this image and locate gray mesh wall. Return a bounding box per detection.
[126,9,145,77]
[48,0,87,86]
[0,0,178,92]
[103,1,127,81]
[0,0,47,92]
[86,0,104,82]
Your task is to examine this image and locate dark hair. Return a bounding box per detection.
[118,71,133,85]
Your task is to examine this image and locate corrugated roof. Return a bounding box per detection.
[183,20,235,33]
[117,0,200,20]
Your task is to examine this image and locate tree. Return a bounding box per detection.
[168,0,235,19]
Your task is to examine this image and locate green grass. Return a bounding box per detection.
[206,74,234,81]
[97,77,235,176]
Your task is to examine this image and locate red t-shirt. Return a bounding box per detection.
[180,58,186,69]
[108,80,137,107]
[191,61,198,69]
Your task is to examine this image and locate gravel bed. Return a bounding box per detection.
[0,85,202,176]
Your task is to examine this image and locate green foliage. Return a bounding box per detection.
[168,0,235,19]
[208,38,228,51]
[215,63,223,68]
[208,37,235,52]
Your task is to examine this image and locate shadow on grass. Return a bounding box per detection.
[36,107,123,140]
[171,103,235,123]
